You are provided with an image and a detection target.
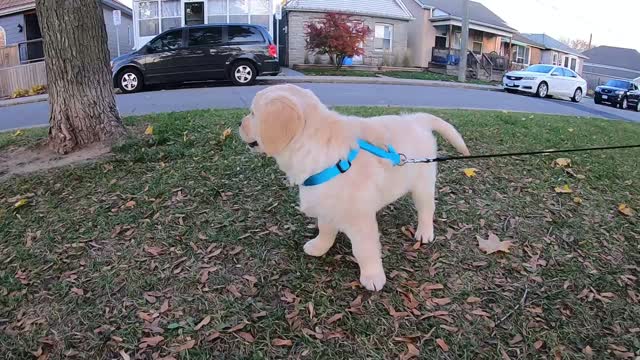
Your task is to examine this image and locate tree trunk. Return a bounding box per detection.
[36,0,126,154]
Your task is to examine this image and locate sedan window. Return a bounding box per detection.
[562,68,577,78]
[605,80,631,89]
[551,68,563,77]
[525,64,554,73]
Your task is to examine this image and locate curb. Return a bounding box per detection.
[0,77,503,108]
[260,75,502,92]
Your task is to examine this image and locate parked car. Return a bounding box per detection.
[594,80,640,111]
[111,24,280,93]
[503,64,587,102]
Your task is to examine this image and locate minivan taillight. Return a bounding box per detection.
[268,44,277,57]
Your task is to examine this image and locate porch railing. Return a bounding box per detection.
[509,62,528,71]
[18,39,45,64]
[431,47,461,65]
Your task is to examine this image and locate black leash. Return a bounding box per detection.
[399,144,640,165]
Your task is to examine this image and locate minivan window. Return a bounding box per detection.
[148,29,183,52]
[227,26,264,44]
[188,27,223,47]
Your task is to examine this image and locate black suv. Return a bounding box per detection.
[111,24,280,93]
[594,79,640,111]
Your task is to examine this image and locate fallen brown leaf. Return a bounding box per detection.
[509,334,523,345]
[228,322,248,333]
[466,296,481,303]
[171,339,196,352]
[119,350,131,360]
[477,233,513,254]
[436,338,449,352]
[471,309,491,317]
[582,345,593,359]
[237,332,255,343]
[400,343,420,360]
[160,300,170,313]
[139,336,164,348]
[194,315,211,331]
[432,298,451,306]
[143,293,157,304]
[271,338,293,347]
[70,287,84,296]
[534,340,544,350]
[144,246,163,256]
[326,313,343,324]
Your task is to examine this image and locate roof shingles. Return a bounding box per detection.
[416,0,515,31]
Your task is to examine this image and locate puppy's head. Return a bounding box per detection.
[239,85,308,157]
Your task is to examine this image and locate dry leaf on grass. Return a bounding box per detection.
[160,300,170,313]
[170,339,196,352]
[465,296,481,303]
[326,313,343,324]
[119,350,131,360]
[477,233,513,254]
[436,338,449,352]
[271,338,293,347]
[194,315,211,331]
[237,332,255,343]
[143,293,157,304]
[125,200,136,208]
[145,125,154,135]
[221,128,232,140]
[70,287,84,296]
[14,199,28,208]
[573,197,583,204]
[463,168,478,177]
[400,343,420,360]
[13,130,24,137]
[582,345,593,359]
[552,158,571,168]
[554,185,573,194]
[139,336,164,348]
[144,246,163,256]
[618,204,635,216]
[533,340,544,350]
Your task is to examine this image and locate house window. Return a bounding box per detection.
[208,0,228,23]
[249,0,270,29]
[161,0,181,30]
[571,58,577,71]
[128,25,132,45]
[552,52,558,66]
[511,45,530,64]
[138,1,160,37]
[374,24,393,51]
[0,26,5,47]
[471,30,483,55]
[453,31,462,49]
[434,27,447,48]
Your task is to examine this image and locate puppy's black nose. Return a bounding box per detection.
[237,122,242,127]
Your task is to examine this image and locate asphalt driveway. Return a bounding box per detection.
[1,82,639,131]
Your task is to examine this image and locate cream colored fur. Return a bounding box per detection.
[239,84,470,291]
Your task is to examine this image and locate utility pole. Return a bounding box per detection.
[458,0,470,82]
[588,33,593,50]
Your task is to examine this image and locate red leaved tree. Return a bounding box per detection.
[305,13,372,70]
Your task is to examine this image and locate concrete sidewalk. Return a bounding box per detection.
[0,75,501,108]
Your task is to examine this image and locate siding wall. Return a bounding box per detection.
[0,13,26,46]
[404,0,431,68]
[287,11,410,67]
[102,6,134,59]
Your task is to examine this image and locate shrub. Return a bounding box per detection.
[305,13,371,70]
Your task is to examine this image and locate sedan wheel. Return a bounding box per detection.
[536,82,548,98]
[571,88,583,103]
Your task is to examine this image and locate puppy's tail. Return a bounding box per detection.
[424,115,470,156]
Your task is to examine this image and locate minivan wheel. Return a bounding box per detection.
[231,61,257,86]
[118,68,144,93]
[620,97,628,109]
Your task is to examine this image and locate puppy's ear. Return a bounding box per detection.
[257,94,304,156]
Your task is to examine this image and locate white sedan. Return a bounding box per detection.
[503,64,587,102]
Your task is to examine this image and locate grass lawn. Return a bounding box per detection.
[298,69,380,77]
[382,71,495,86]
[1,108,639,359]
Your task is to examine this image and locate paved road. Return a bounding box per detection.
[2,82,639,131]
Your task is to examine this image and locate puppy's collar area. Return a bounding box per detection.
[302,139,402,187]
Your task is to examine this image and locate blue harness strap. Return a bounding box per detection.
[302,139,401,187]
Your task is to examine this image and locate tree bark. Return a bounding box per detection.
[36,0,126,154]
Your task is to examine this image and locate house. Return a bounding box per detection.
[501,33,545,71]
[581,46,640,90]
[404,0,516,72]
[0,0,133,64]
[131,0,274,50]
[522,33,588,74]
[283,0,414,67]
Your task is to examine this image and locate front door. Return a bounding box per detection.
[182,26,226,81]
[143,28,185,83]
[185,2,205,26]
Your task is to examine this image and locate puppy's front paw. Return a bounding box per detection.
[304,238,331,257]
[415,224,435,243]
[360,271,387,292]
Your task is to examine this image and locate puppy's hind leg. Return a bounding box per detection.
[304,221,338,257]
[411,165,437,243]
[343,215,386,291]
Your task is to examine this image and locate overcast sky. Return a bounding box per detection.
[118,0,640,51]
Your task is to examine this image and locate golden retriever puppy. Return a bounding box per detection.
[239,84,469,291]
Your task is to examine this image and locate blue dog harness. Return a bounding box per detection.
[303,139,402,186]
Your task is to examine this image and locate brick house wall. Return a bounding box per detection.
[286,11,410,67]
[530,47,542,65]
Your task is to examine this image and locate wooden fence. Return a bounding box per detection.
[0,62,47,98]
[0,45,20,68]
